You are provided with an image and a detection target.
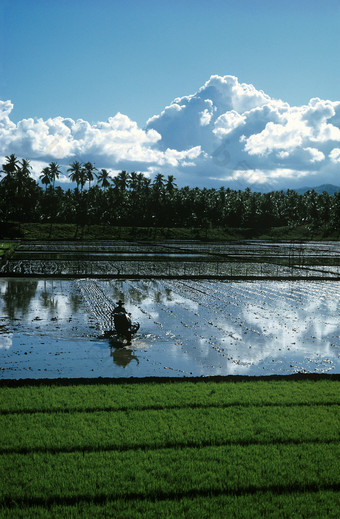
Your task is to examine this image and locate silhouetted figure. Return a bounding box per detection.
[111,300,132,339]
[112,299,127,314]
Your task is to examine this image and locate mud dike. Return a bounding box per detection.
[1,241,339,279]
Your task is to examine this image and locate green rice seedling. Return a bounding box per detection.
[1,444,339,503]
[1,490,339,519]
[1,379,339,518]
[1,405,339,453]
[1,379,339,413]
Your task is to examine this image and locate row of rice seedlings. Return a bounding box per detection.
[1,444,339,504]
[1,405,338,454]
[1,489,337,519]
[1,380,339,517]
[1,380,339,413]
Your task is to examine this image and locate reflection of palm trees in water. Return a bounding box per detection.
[3,279,38,319]
[70,293,82,314]
[127,285,143,304]
[110,344,139,368]
[111,283,125,308]
[41,280,58,313]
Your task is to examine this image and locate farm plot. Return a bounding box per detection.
[1,240,339,278]
[0,379,339,518]
[0,278,339,379]
[1,258,321,278]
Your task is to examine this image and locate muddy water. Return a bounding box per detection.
[0,278,339,379]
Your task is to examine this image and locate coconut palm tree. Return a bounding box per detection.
[67,161,82,190]
[137,172,147,188]
[114,170,129,192]
[40,167,52,190]
[1,154,19,178]
[97,168,111,190]
[165,175,177,194]
[16,158,33,206]
[48,162,61,190]
[18,158,32,178]
[129,172,139,192]
[152,173,165,192]
[83,161,97,189]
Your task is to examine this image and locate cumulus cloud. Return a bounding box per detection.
[0,104,203,177]
[223,167,312,184]
[303,147,325,163]
[329,148,340,163]
[213,110,246,137]
[146,75,340,189]
[1,74,340,190]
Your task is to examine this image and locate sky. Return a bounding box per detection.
[1,0,340,191]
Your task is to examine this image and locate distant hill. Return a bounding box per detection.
[290,184,340,195]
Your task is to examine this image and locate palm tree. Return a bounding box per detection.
[79,169,87,191]
[48,162,61,190]
[83,161,97,189]
[137,172,146,188]
[18,158,32,177]
[0,156,38,224]
[40,167,52,190]
[152,173,165,192]
[67,161,82,190]
[330,192,340,230]
[114,170,129,192]
[1,154,19,178]
[142,176,151,191]
[165,175,177,194]
[303,189,321,229]
[39,162,61,233]
[16,158,33,206]
[129,172,139,192]
[97,169,111,190]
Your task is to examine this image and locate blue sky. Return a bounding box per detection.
[1,0,340,190]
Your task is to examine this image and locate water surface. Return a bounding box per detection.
[0,278,339,379]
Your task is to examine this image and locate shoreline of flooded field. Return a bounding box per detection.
[1,277,339,379]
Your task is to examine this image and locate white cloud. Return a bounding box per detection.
[303,147,325,163]
[0,334,12,350]
[277,151,290,159]
[329,148,340,163]
[222,167,311,185]
[0,104,202,172]
[213,110,246,137]
[200,109,213,127]
[1,74,340,189]
[244,118,310,155]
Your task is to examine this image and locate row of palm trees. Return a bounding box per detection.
[65,160,177,194]
[1,154,339,232]
[2,153,177,194]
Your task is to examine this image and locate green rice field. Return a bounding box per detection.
[0,377,339,518]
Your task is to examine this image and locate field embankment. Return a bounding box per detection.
[1,222,339,241]
[1,377,339,518]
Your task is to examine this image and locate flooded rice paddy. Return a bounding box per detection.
[2,240,340,278]
[0,277,339,379]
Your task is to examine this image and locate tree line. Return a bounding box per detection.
[1,154,339,232]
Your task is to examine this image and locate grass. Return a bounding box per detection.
[0,242,16,258]
[0,222,257,241]
[1,222,339,241]
[0,378,339,518]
